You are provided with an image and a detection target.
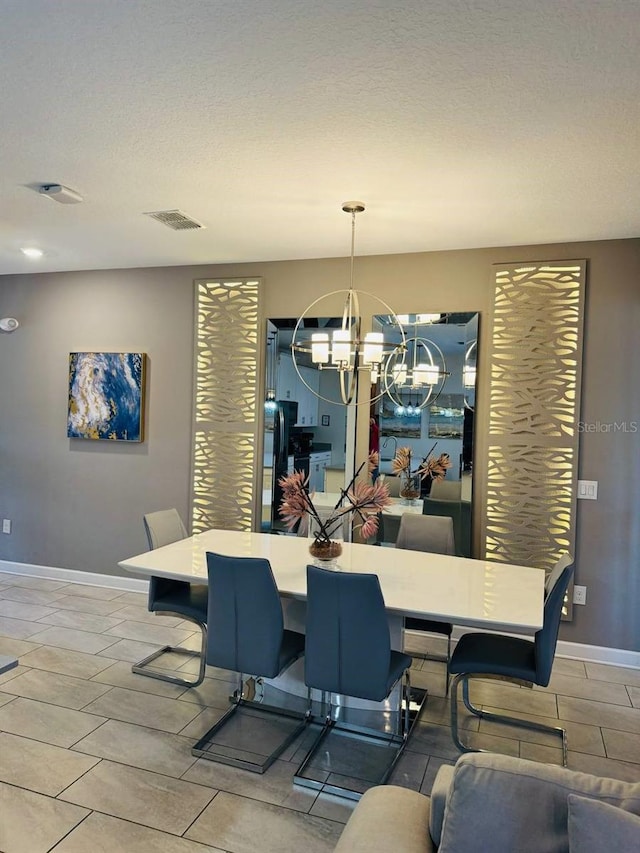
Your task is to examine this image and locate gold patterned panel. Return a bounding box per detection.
[192,279,262,532]
[484,262,585,610]
[490,265,582,437]
[195,280,260,424]
[192,431,256,532]
[486,445,574,569]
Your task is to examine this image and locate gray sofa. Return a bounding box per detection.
[334,753,640,852]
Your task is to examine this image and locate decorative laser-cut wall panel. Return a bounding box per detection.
[485,262,585,598]
[490,265,583,438]
[192,280,262,532]
[195,281,260,424]
[192,431,256,532]
[486,445,574,570]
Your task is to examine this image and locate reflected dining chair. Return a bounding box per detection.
[380,474,402,498]
[422,480,465,557]
[395,514,456,693]
[191,552,307,773]
[449,558,574,765]
[131,509,208,688]
[295,565,412,798]
[375,511,401,545]
[427,479,462,501]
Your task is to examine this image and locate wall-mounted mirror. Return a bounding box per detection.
[261,318,350,534]
[371,312,479,556]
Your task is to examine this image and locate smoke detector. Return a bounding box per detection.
[39,184,83,204]
[143,209,204,230]
[0,318,19,332]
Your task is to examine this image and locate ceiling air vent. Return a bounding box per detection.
[143,209,204,230]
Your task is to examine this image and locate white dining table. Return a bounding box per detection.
[119,529,545,789]
[119,528,544,634]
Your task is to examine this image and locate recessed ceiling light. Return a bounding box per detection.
[21,247,44,259]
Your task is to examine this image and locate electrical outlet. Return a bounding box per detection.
[573,585,587,605]
[2,519,11,534]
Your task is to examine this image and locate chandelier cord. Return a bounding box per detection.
[349,208,356,294]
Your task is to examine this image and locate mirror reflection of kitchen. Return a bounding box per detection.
[372,312,478,556]
[262,318,348,533]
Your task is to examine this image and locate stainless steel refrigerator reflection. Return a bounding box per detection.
[269,400,298,529]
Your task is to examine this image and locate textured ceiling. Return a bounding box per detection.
[1,0,639,275]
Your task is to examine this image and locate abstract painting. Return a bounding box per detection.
[428,394,464,439]
[67,352,146,441]
[379,396,421,438]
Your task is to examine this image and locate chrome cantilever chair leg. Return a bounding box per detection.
[192,552,309,774]
[295,668,413,799]
[450,673,568,766]
[132,621,208,688]
[402,668,411,738]
[403,625,451,695]
[294,566,416,800]
[192,674,312,774]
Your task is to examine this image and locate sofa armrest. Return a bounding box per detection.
[334,786,434,853]
[429,763,455,846]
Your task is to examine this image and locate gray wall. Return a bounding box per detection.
[0,267,196,573]
[0,238,638,651]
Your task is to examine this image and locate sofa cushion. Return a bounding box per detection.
[429,763,455,846]
[333,785,434,853]
[567,794,640,852]
[437,754,640,853]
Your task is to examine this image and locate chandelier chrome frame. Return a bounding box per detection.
[463,339,477,410]
[291,202,406,407]
[383,320,450,412]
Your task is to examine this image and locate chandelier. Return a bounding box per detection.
[264,329,278,414]
[463,339,477,388]
[291,202,405,406]
[463,338,477,410]
[383,316,449,412]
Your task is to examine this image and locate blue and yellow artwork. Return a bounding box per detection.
[67,352,145,441]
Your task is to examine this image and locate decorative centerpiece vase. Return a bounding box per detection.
[278,455,391,567]
[308,539,343,569]
[393,445,453,505]
[400,474,421,505]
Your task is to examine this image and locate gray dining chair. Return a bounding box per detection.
[380,474,402,498]
[191,552,307,773]
[295,564,412,797]
[427,479,462,501]
[395,513,455,693]
[544,552,574,597]
[131,509,208,687]
[449,558,574,765]
[422,491,465,557]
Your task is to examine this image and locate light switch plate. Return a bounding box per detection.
[577,480,598,500]
[2,519,11,534]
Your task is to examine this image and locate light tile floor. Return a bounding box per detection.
[0,571,639,852]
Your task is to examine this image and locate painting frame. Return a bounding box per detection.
[67,352,146,442]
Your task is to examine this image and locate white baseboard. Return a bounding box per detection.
[0,559,148,594]
[554,640,640,670]
[405,626,640,672]
[2,560,638,670]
